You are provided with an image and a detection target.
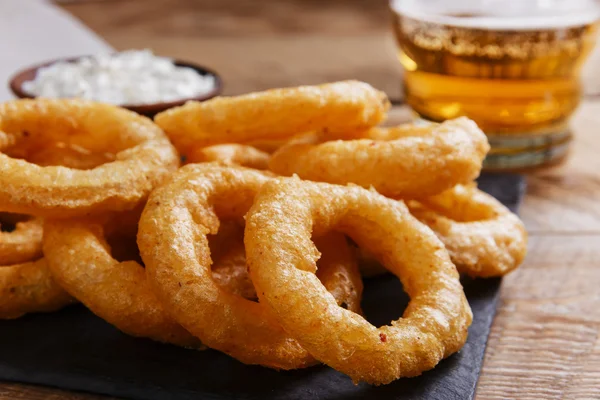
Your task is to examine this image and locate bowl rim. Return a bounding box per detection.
[8,55,224,114]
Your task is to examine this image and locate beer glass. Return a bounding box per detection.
[391,0,600,169]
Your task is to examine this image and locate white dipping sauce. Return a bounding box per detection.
[22,50,216,106]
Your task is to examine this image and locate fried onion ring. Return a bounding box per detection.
[0,99,179,217]
[0,259,75,319]
[154,81,390,152]
[407,184,527,277]
[269,117,490,198]
[245,177,472,384]
[0,216,43,266]
[138,163,363,369]
[43,218,202,348]
[186,144,270,170]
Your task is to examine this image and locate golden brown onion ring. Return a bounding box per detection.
[0,99,179,218]
[154,81,390,152]
[407,184,527,277]
[43,218,202,348]
[0,259,75,319]
[269,117,489,198]
[0,217,43,266]
[138,163,363,369]
[245,177,472,384]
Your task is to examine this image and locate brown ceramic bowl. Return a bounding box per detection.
[9,56,223,116]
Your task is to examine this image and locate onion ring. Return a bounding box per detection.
[0,99,179,217]
[0,259,75,319]
[138,163,363,369]
[43,218,202,348]
[154,81,390,152]
[245,177,472,384]
[268,117,490,198]
[407,184,527,277]
[186,144,270,170]
[0,216,43,266]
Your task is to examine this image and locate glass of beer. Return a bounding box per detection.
[391,0,600,170]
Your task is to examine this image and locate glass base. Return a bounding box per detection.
[483,128,571,170]
[414,116,572,171]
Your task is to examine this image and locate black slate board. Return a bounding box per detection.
[0,174,525,400]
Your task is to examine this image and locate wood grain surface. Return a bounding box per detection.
[2,0,600,398]
[55,0,600,100]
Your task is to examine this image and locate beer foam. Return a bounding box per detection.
[391,0,600,30]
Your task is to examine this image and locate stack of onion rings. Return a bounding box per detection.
[138,163,363,369]
[0,82,528,386]
[0,98,178,318]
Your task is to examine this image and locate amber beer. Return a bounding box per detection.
[391,1,599,169]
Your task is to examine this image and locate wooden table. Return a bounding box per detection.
[2,1,600,399]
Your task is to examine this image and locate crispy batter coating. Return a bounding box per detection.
[408,184,527,277]
[43,218,202,348]
[0,217,43,266]
[154,81,390,152]
[0,99,179,217]
[245,177,472,384]
[187,144,270,170]
[0,259,75,319]
[269,117,490,198]
[138,163,363,369]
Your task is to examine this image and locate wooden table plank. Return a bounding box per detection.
[477,235,600,400]
[59,0,403,99]
[58,0,600,100]
[521,101,600,233]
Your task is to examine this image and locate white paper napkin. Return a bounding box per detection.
[0,0,112,101]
